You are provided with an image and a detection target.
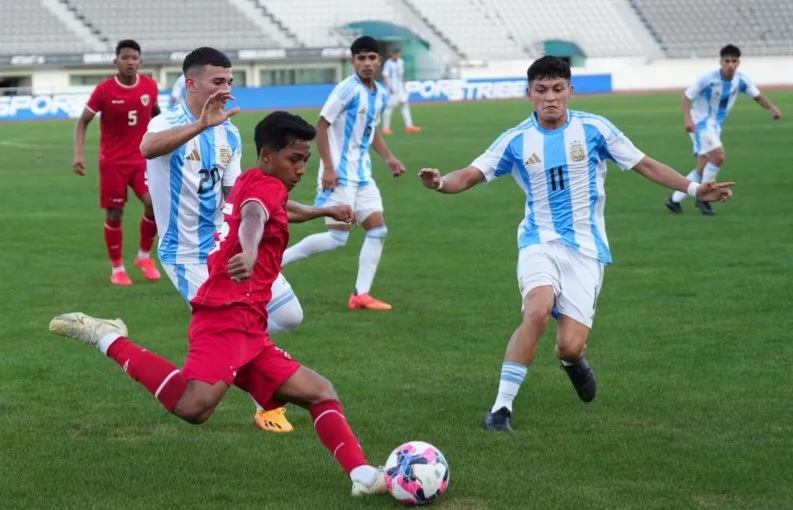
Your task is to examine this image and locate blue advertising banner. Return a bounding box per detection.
[0,75,611,121]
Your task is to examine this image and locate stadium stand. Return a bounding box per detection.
[62,0,284,51]
[0,1,96,54]
[628,0,793,57]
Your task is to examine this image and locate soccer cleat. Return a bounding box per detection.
[561,358,597,402]
[134,257,161,281]
[405,125,422,134]
[348,293,392,311]
[110,270,133,286]
[49,312,127,348]
[382,128,393,135]
[483,407,513,432]
[665,197,683,214]
[351,467,387,497]
[695,200,715,215]
[253,407,294,433]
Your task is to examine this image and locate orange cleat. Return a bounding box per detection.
[135,257,161,281]
[405,125,422,134]
[348,293,392,311]
[110,271,133,286]
[254,407,294,433]
[382,128,393,135]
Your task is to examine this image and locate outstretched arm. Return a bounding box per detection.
[286,201,356,224]
[418,166,486,194]
[633,156,733,202]
[754,94,782,120]
[227,200,266,282]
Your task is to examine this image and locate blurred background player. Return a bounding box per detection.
[418,56,734,432]
[72,39,161,285]
[49,111,386,498]
[143,47,349,433]
[381,48,421,135]
[282,36,406,311]
[169,73,187,108]
[666,44,782,215]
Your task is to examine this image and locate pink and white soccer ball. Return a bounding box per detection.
[384,441,449,506]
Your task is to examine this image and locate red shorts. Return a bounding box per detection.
[183,305,301,410]
[99,161,148,209]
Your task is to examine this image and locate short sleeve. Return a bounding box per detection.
[739,75,760,98]
[606,134,645,170]
[223,136,242,187]
[684,73,710,100]
[239,177,285,223]
[319,80,356,124]
[85,82,105,114]
[146,113,171,134]
[470,130,520,182]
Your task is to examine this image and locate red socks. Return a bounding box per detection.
[106,337,186,412]
[310,400,368,474]
[139,214,157,254]
[104,218,123,264]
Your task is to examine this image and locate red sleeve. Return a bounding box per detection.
[85,81,105,113]
[238,176,284,222]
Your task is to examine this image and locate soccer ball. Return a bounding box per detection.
[384,441,449,506]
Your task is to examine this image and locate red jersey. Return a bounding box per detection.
[85,75,159,164]
[191,170,289,315]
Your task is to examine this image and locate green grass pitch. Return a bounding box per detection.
[0,91,791,510]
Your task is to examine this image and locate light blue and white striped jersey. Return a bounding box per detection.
[382,57,405,94]
[146,103,242,265]
[170,74,187,104]
[318,74,389,187]
[472,111,645,265]
[685,69,760,127]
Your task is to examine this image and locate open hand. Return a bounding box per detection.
[199,90,240,128]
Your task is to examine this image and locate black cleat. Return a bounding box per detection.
[483,407,513,432]
[561,358,597,402]
[665,197,683,214]
[695,200,715,215]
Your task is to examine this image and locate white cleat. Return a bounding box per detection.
[351,466,387,497]
[48,312,127,348]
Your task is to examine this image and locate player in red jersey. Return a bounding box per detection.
[49,111,385,497]
[72,39,162,286]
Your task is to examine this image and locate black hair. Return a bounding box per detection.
[254,111,316,154]
[182,47,232,75]
[527,55,571,83]
[351,36,380,56]
[720,44,741,59]
[115,39,141,57]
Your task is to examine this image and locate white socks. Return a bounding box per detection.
[401,104,413,128]
[702,162,720,183]
[672,169,702,203]
[355,226,387,295]
[282,230,349,267]
[350,465,379,485]
[491,361,528,413]
[98,333,122,355]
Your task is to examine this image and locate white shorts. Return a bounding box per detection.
[690,123,722,156]
[517,242,604,328]
[314,182,383,225]
[387,91,408,107]
[162,263,295,313]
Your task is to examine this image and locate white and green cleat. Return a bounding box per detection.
[49,312,127,348]
[351,466,387,497]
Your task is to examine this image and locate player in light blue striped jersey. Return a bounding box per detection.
[666,44,782,215]
[282,36,406,311]
[419,56,734,432]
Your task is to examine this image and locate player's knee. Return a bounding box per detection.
[709,151,725,166]
[106,208,124,221]
[269,297,304,333]
[365,225,388,240]
[522,302,553,329]
[309,376,339,405]
[328,229,350,248]
[174,395,219,424]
